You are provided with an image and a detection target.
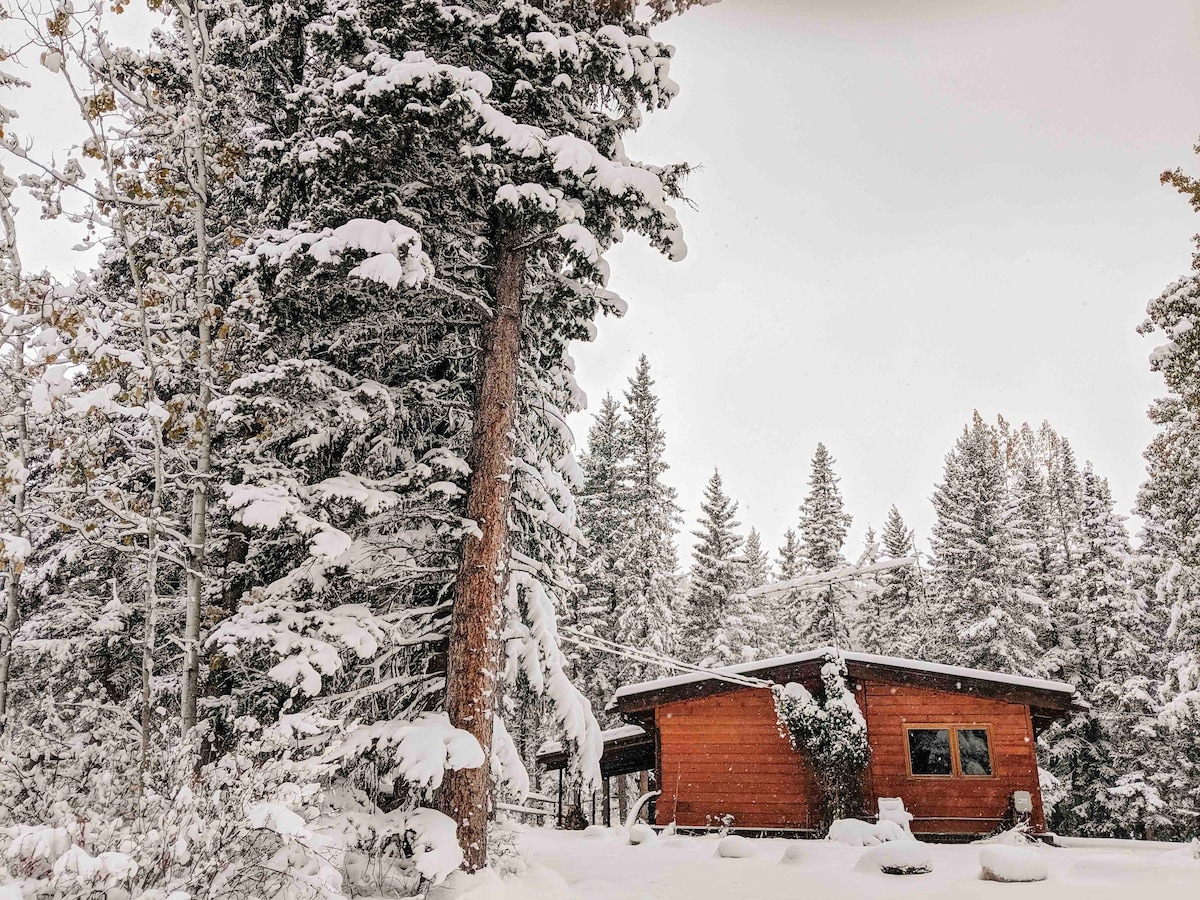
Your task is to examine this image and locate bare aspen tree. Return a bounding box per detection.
[0,164,30,723]
[13,0,178,761]
[169,0,215,737]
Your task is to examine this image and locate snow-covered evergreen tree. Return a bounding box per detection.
[853,526,886,654]
[612,356,682,685]
[574,394,626,719]
[740,527,770,591]
[687,469,743,664]
[929,412,1044,675]
[1044,465,1165,837]
[798,443,852,572]
[1135,267,1200,837]
[874,505,923,657]
[795,443,853,648]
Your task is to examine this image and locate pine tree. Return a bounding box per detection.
[1044,466,1164,837]
[575,395,627,719]
[798,443,852,572]
[778,529,803,582]
[613,357,682,687]
[1135,267,1200,837]
[766,528,804,657]
[795,444,853,649]
[929,412,1044,675]
[853,526,888,654]
[874,506,923,657]
[741,527,770,591]
[688,469,744,664]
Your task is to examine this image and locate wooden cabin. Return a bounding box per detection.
[539,649,1078,839]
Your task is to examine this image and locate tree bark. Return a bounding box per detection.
[438,231,526,872]
[176,1,213,737]
[0,185,28,725]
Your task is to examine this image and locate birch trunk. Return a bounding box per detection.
[438,231,526,872]
[174,0,213,736]
[0,184,27,723]
[0,365,26,724]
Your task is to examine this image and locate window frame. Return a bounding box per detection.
[903,723,995,779]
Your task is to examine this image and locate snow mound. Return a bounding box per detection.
[425,865,573,900]
[854,840,932,876]
[827,818,912,847]
[979,845,1049,883]
[582,825,610,839]
[629,824,657,845]
[779,843,807,865]
[716,836,757,859]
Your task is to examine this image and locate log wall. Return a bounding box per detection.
[861,680,1045,834]
[654,687,820,829]
[652,677,1045,834]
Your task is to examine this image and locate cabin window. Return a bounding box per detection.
[905,725,994,777]
[957,728,993,776]
[907,728,952,775]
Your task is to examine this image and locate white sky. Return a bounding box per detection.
[566,0,1200,564]
[7,1,1200,568]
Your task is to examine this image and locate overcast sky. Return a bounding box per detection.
[565,0,1200,564]
[8,0,1200,569]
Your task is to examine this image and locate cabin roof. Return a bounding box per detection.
[611,647,1079,722]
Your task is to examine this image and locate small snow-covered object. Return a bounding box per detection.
[779,843,806,865]
[854,840,932,876]
[629,824,657,845]
[827,818,912,847]
[716,835,757,858]
[978,845,1048,883]
[583,825,609,838]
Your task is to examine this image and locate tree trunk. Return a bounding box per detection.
[0,186,27,725]
[617,774,628,823]
[438,232,526,872]
[177,2,213,736]
[0,371,26,723]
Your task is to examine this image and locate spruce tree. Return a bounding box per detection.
[688,469,744,664]
[929,412,1044,674]
[768,528,804,656]
[795,443,853,648]
[1135,268,1200,837]
[875,505,922,657]
[1045,466,1164,837]
[778,529,803,582]
[798,443,853,572]
[613,357,682,685]
[575,394,627,720]
[741,527,770,591]
[854,526,887,654]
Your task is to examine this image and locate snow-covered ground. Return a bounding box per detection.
[476,826,1200,900]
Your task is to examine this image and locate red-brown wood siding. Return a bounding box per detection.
[651,677,1046,834]
[654,687,820,829]
[861,681,1045,834]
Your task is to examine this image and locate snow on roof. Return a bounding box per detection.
[611,647,1076,702]
[537,723,646,758]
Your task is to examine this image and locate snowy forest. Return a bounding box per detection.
[0,0,1198,897]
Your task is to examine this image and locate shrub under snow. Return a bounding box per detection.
[827,818,912,847]
[854,840,933,875]
[978,845,1049,883]
[716,835,757,858]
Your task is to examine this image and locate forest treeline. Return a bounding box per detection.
[570,355,1197,840]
